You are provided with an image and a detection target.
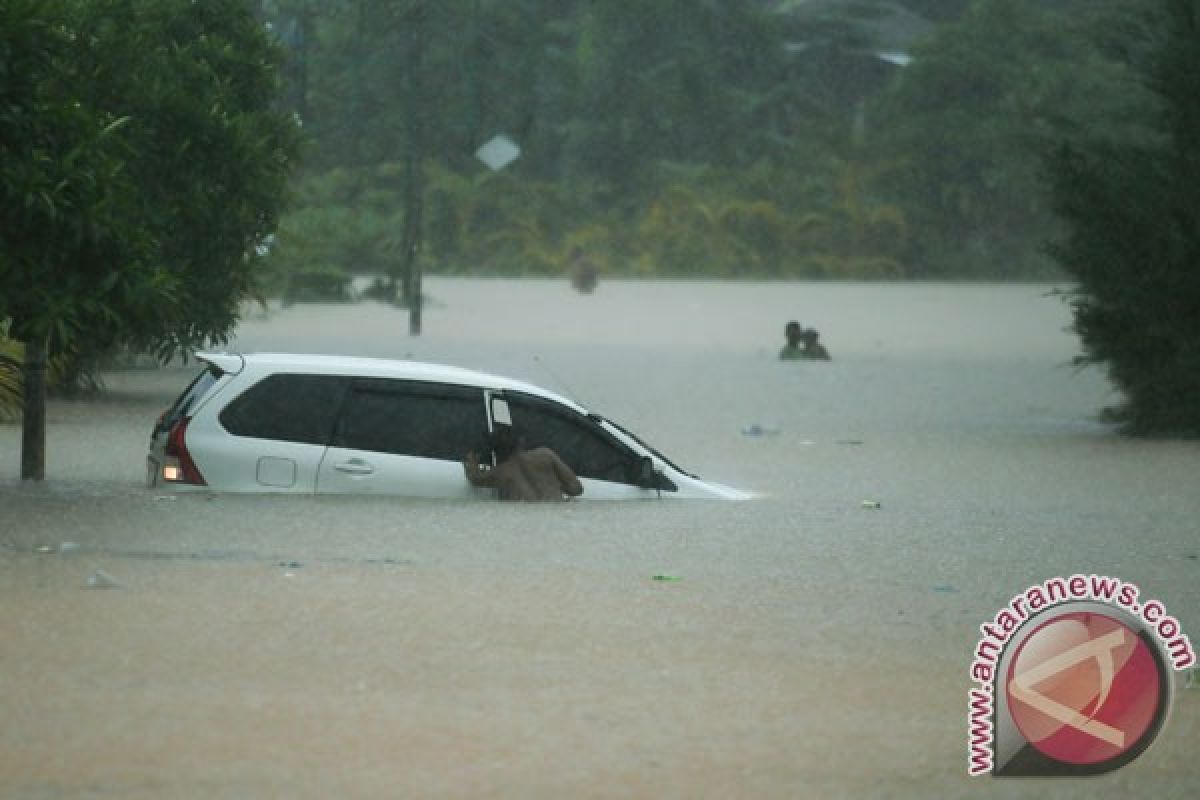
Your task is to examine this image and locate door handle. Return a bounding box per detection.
[334,459,375,476]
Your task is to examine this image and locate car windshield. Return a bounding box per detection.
[594,413,696,479]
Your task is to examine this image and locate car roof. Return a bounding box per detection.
[196,351,585,412]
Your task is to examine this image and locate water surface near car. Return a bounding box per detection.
[2,279,1198,798]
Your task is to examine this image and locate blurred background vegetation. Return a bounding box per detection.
[257,0,1163,289]
[4,0,1195,436]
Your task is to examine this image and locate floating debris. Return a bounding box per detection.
[35,542,80,554]
[836,439,864,446]
[932,585,959,593]
[651,575,681,582]
[862,500,882,509]
[85,570,121,589]
[741,423,781,437]
[365,557,409,566]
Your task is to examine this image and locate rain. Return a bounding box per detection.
[2,1,1199,797]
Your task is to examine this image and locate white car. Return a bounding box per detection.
[147,352,750,500]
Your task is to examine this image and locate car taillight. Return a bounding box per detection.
[163,416,206,485]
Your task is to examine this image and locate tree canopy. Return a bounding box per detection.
[1047,0,1200,434]
[258,0,1165,282]
[2,0,298,359]
[1,0,298,476]
[1,0,157,356]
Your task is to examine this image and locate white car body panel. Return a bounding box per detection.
[315,447,486,499]
[192,434,326,493]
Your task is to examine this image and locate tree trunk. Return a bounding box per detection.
[20,338,47,481]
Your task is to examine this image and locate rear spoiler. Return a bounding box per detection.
[195,351,245,375]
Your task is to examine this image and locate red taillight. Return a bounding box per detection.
[164,416,207,485]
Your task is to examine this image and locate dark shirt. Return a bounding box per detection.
[802,343,831,360]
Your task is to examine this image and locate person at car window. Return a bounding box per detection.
[463,426,584,502]
[779,320,805,360]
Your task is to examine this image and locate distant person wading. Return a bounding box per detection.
[779,320,831,361]
[567,246,598,293]
[463,427,584,502]
[779,321,805,360]
[801,329,830,360]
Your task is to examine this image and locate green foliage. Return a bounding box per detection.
[1047,0,1200,435]
[0,0,164,356]
[1,0,298,364]
[0,332,119,420]
[258,1,1174,280]
[868,0,1159,277]
[71,0,300,358]
[893,0,972,22]
[1,0,297,479]
[275,149,917,280]
[0,334,19,420]
[259,166,401,290]
[565,1,787,191]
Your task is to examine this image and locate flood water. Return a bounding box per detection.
[2,279,1198,798]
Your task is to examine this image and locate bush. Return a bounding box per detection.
[1046,0,1200,435]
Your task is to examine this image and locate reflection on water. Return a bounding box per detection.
[2,280,1198,798]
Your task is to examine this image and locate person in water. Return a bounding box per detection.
[801,328,831,360]
[567,246,598,293]
[779,320,805,360]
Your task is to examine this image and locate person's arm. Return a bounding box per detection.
[550,452,584,498]
[463,451,496,488]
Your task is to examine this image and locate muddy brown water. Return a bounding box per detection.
[2,280,1197,798]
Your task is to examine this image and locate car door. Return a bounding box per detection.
[316,378,493,497]
[205,373,349,492]
[502,391,661,499]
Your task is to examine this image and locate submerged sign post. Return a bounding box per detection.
[967,574,1194,777]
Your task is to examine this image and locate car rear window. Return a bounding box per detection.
[219,373,349,445]
[333,379,488,461]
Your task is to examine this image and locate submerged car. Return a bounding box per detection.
[147,352,750,500]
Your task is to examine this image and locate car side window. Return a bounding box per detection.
[334,380,488,461]
[506,393,636,484]
[219,374,349,445]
